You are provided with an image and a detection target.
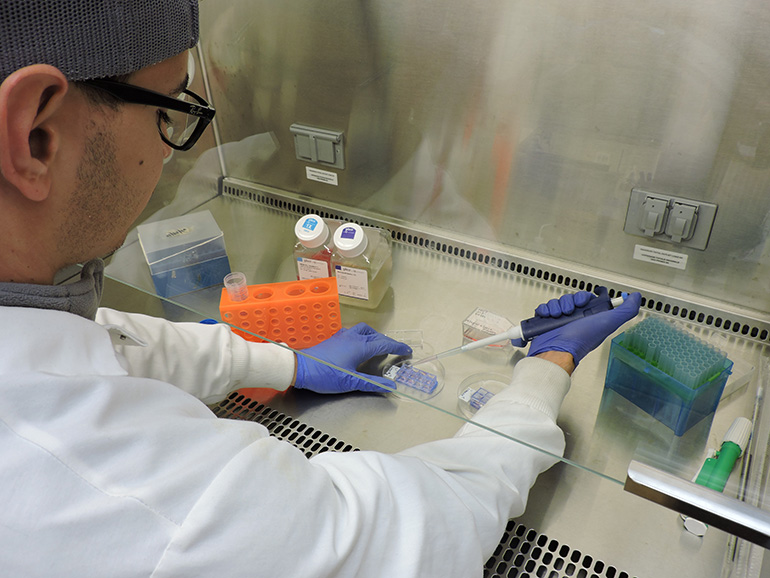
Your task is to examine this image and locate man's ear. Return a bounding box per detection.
[0,65,68,202]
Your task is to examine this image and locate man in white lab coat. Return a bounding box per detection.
[0,2,641,577]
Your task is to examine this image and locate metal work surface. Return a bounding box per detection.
[104,194,770,578]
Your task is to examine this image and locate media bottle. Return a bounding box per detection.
[331,223,392,309]
[293,214,333,280]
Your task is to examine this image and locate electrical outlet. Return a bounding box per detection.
[624,188,718,251]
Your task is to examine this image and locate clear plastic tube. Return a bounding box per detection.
[223,271,248,302]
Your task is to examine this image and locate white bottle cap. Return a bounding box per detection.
[295,214,330,248]
[333,223,368,258]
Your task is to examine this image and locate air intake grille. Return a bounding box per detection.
[221,177,770,345]
[211,391,636,578]
[211,391,357,456]
[486,521,636,578]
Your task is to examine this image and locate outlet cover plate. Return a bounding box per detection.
[624,188,717,251]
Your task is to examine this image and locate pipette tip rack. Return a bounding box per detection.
[622,317,728,390]
[604,317,733,436]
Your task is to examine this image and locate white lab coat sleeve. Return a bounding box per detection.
[94,308,295,401]
[151,357,569,578]
[398,357,569,554]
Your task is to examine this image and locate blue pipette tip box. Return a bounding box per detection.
[385,364,439,395]
[137,210,231,298]
[604,318,733,436]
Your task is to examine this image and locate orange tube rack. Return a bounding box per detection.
[219,277,342,349]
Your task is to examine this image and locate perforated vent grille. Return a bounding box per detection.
[222,178,770,344]
[210,392,357,456]
[210,392,636,578]
[486,521,636,578]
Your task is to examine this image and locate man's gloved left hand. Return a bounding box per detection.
[293,322,413,394]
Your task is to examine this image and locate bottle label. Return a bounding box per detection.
[334,265,369,300]
[297,257,330,280]
[301,217,320,232]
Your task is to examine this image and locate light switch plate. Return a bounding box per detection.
[624,188,718,251]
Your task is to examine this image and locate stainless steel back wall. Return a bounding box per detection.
[198,0,770,315]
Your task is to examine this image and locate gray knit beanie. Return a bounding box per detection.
[0,0,199,82]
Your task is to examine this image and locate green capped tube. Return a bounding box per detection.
[682,417,753,537]
[694,417,752,492]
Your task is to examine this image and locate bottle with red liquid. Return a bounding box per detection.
[294,214,334,280]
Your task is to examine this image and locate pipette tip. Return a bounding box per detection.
[410,354,438,366]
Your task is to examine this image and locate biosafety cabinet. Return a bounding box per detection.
[101,1,770,576]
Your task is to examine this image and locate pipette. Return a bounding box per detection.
[411,291,627,366]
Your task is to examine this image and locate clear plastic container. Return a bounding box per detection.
[363,330,445,401]
[457,372,509,418]
[331,223,392,309]
[294,214,334,280]
[137,210,231,297]
[462,307,514,353]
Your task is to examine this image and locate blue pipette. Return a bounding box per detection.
[411,289,627,366]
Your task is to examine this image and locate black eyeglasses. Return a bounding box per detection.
[82,79,216,151]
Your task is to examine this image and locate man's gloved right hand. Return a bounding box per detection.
[510,291,595,347]
[293,322,412,394]
[525,289,642,366]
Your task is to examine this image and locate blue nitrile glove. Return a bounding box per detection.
[294,322,413,394]
[525,288,642,366]
[510,291,595,347]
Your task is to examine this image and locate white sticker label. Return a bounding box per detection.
[633,244,688,270]
[334,265,369,300]
[464,308,512,334]
[306,166,338,186]
[463,307,512,347]
[164,226,192,239]
[297,258,330,280]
